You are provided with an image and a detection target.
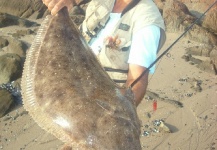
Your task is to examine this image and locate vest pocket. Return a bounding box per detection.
[121,46,130,51]
[104,47,130,70]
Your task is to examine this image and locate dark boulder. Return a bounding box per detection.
[0,0,47,19]
[0,0,91,19]
[0,54,23,84]
[0,89,15,118]
[0,13,39,28]
[0,36,28,58]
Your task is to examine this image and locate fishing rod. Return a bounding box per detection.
[130,0,217,88]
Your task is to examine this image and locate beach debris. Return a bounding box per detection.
[145,90,183,108]
[142,119,172,137]
[153,100,157,112]
[142,131,150,136]
[178,77,203,98]
[185,93,193,97]
[153,119,163,126]
[179,77,189,82]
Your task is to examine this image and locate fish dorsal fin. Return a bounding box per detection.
[21,8,74,144]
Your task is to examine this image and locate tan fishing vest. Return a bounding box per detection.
[81,0,166,84]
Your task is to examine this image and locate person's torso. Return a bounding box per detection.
[80,0,165,84]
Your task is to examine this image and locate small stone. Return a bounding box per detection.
[159,122,171,133]
[145,113,151,118]
[142,131,150,136]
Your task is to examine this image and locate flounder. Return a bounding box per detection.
[21,7,141,150]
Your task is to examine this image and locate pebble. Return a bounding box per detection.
[142,131,150,136]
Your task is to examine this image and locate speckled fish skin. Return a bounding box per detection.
[21,7,141,150]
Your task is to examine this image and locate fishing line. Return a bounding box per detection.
[130,0,217,88]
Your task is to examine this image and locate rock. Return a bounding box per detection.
[70,5,85,16]
[185,24,217,46]
[70,15,85,26]
[0,0,47,19]
[0,53,23,84]
[162,0,217,46]
[197,60,214,74]
[11,29,36,39]
[0,37,9,48]
[0,36,28,58]
[202,7,217,34]
[185,46,213,57]
[163,0,196,32]
[11,78,22,92]
[183,45,217,74]
[210,48,217,64]
[68,2,91,26]
[176,0,216,13]
[0,0,90,19]
[159,121,171,133]
[177,0,217,35]
[210,48,217,73]
[0,89,14,118]
[0,13,39,28]
[182,54,191,62]
[69,6,85,26]
[167,0,191,14]
[0,79,22,104]
[189,56,203,65]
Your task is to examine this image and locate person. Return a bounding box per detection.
[42,0,166,106]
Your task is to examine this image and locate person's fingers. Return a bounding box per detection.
[51,0,73,15]
[42,0,75,15]
[51,5,61,15]
[43,0,52,6]
[51,2,64,15]
[48,0,58,11]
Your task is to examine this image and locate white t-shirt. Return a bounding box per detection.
[89,13,160,74]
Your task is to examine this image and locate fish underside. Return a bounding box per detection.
[21,7,141,150]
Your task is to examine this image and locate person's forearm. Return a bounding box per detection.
[126,75,148,106]
[132,80,148,106]
[125,64,149,106]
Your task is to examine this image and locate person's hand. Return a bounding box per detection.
[42,0,76,15]
[104,35,126,49]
